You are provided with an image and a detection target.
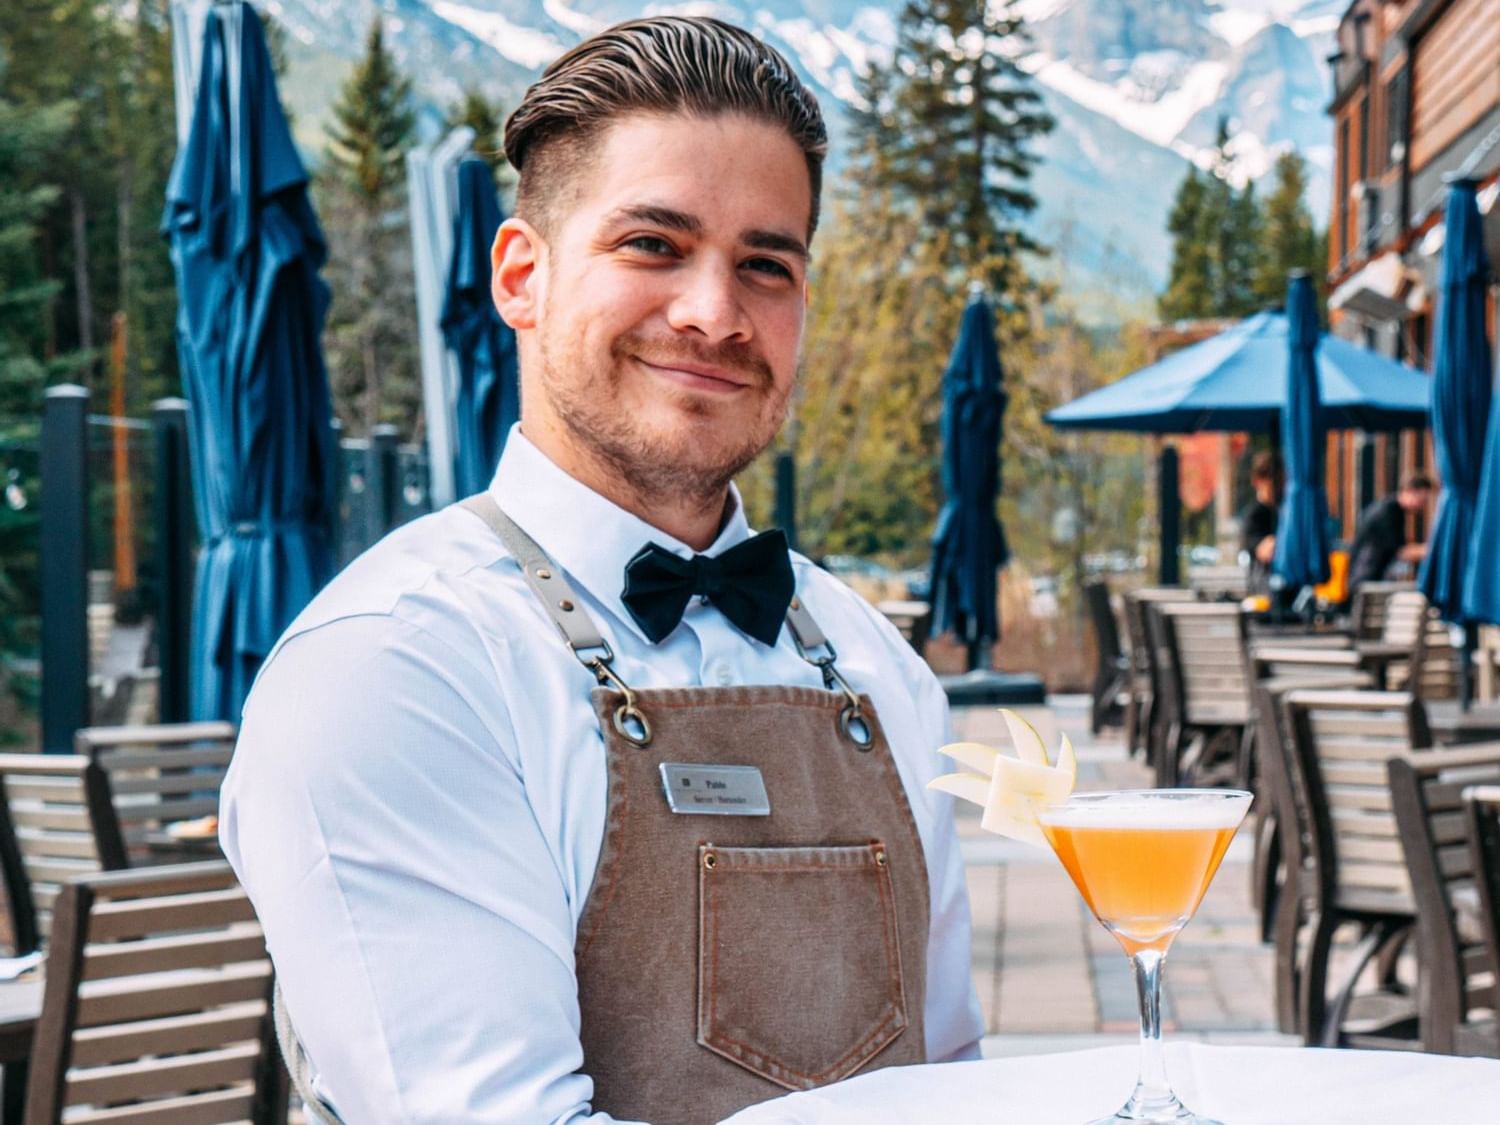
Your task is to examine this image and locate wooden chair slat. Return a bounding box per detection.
[23,855,100,886]
[64,1041,259,1108]
[1307,715,1413,738]
[1342,862,1412,892]
[4,777,90,803]
[87,889,256,943]
[70,1002,268,1067]
[93,747,233,772]
[75,963,271,1028]
[1326,786,1395,812]
[114,797,221,826]
[82,927,266,982]
[1339,837,1404,864]
[10,805,93,832]
[58,1085,254,1125]
[108,773,229,798]
[75,722,237,750]
[1323,761,1393,787]
[16,827,98,861]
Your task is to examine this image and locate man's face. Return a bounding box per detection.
[1399,487,1431,513]
[499,111,811,504]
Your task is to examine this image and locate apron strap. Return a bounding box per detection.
[458,492,872,748]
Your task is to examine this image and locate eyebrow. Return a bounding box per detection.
[604,204,809,261]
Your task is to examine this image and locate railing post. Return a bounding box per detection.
[152,398,193,724]
[774,450,797,553]
[1158,443,1181,587]
[40,385,90,752]
[367,424,400,543]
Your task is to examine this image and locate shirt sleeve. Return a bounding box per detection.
[219,615,643,1125]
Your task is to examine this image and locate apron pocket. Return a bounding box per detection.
[696,842,909,1091]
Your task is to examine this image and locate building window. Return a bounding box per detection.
[1338,117,1352,260]
[1385,67,1409,170]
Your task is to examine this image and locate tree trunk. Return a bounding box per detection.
[71,188,96,364]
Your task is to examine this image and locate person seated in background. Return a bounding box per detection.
[1348,474,1434,591]
[1238,451,1282,595]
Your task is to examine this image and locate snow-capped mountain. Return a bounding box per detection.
[264,0,1341,315]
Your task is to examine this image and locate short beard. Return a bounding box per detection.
[538,317,790,513]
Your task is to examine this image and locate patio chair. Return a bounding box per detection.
[1152,602,1252,788]
[1282,689,1428,1049]
[0,755,128,956]
[1187,565,1248,602]
[1349,581,1415,641]
[23,861,286,1124]
[1472,627,1500,703]
[1363,591,1456,700]
[1388,749,1500,1057]
[1083,580,1128,735]
[1247,662,1373,1026]
[1121,588,1197,760]
[74,722,236,865]
[1464,785,1500,1049]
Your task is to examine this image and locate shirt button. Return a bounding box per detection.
[708,663,734,686]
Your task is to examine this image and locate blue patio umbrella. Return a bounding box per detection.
[163,2,335,721]
[441,158,519,496]
[1271,273,1331,589]
[1464,346,1500,624]
[1045,310,1429,433]
[1419,180,1493,623]
[930,291,1009,669]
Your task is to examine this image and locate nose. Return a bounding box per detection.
[664,255,752,343]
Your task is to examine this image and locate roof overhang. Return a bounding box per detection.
[1328,251,1418,322]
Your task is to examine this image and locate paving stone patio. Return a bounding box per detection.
[949,696,1299,1058]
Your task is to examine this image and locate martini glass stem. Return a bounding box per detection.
[1125,948,1178,1116]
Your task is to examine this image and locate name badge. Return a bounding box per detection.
[660,763,771,816]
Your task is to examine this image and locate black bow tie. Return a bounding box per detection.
[621,530,795,646]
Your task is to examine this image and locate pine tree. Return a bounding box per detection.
[851,0,1053,295]
[1253,150,1323,306]
[319,17,421,434]
[1159,168,1214,321]
[445,86,512,188]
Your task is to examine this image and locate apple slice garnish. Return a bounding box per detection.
[928,709,1077,848]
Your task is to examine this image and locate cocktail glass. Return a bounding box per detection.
[1037,789,1252,1125]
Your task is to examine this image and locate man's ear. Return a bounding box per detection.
[492,217,543,331]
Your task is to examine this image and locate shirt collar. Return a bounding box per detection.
[487,426,752,643]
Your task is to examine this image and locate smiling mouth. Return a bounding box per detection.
[633,357,754,393]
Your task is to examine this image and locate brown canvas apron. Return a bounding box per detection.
[274,495,931,1125]
[464,494,931,1124]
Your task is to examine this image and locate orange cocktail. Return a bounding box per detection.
[1038,790,1252,1125]
[1042,817,1239,955]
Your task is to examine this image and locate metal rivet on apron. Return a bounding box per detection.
[535,567,552,580]
[703,851,717,870]
[559,599,575,612]
[874,850,887,867]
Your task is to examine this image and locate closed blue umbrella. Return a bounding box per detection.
[1272,272,1331,589]
[930,291,1009,670]
[1419,180,1493,623]
[1464,346,1500,623]
[1045,310,1429,433]
[442,158,519,496]
[163,2,334,721]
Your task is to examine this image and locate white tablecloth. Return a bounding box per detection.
[720,1043,1500,1124]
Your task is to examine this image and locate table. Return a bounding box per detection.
[0,979,42,1124]
[720,1044,1500,1124]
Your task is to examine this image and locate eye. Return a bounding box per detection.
[744,257,795,281]
[622,235,675,256]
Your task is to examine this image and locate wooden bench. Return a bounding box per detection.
[24,861,287,1123]
[1389,748,1500,1057]
[1283,689,1428,1048]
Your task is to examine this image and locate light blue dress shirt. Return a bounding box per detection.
[220,429,984,1123]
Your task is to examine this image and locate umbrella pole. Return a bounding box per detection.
[1462,622,1477,712]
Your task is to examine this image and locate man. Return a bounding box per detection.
[1238,451,1281,596]
[221,17,983,1124]
[1347,474,1433,592]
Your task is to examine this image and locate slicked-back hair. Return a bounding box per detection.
[504,17,827,241]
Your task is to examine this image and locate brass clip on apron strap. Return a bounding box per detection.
[461,494,652,746]
[785,596,874,749]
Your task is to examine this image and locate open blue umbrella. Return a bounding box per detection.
[442,158,518,496]
[930,291,1009,669]
[163,2,334,721]
[1419,180,1493,623]
[1272,273,1331,589]
[1045,310,1429,433]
